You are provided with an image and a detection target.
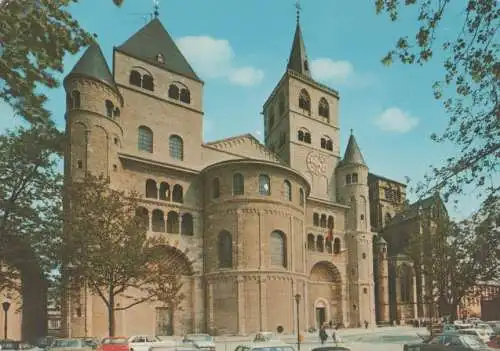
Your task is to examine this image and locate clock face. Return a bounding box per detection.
[306,152,327,176]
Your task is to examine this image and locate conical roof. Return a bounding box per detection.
[287,23,312,78]
[117,18,201,81]
[375,235,387,245]
[67,42,118,92]
[339,133,367,167]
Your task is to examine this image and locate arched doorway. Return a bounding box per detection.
[398,264,415,321]
[151,245,194,336]
[309,261,342,328]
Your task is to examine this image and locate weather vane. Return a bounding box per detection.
[295,0,302,24]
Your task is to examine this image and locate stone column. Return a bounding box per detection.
[412,274,418,319]
[341,283,348,327]
[207,281,214,333]
[237,277,246,335]
[259,276,267,331]
[191,277,197,332]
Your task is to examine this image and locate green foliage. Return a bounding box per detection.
[64,175,185,336]
[0,0,123,127]
[0,126,63,289]
[375,0,499,208]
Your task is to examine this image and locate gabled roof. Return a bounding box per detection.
[390,193,447,225]
[338,134,367,167]
[66,42,118,93]
[287,23,312,78]
[116,18,201,82]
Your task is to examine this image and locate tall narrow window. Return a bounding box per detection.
[135,207,149,229]
[333,238,341,254]
[283,180,292,201]
[166,211,179,234]
[169,135,184,161]
[307,234,315,251]
[218,231,233,268]
[180,88,191,104]
[318,97,329,119]
[181,213,194,236]
[172,184,183,203]
[270,230,287,268]
[320,214,327,228]
[352,173,358,183]
[138,126,153,153]
[145,179,157,199]
[298,130,304,141]
[346,174,351,184]
[259,174,271,195]
[151,209,165,232]
[168,84,179,100]
[212,178,220,199]
[159,182,170,201]
[328,216,335,229]
[298,89,311,112]
[299,188,305,206]
[105,100,114,118]
[233,173,244,195]
[129,70,141,87]
[142,74,154,91]
[304,132,311,144]
[71,91,81,109]
[313,213,319,226]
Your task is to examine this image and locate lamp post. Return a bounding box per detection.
[2,301,11,340]
[294,294,301,351]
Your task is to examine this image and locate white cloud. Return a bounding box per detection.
[374,107,419,133]
[176,36,264,87]
[310,58,354,84]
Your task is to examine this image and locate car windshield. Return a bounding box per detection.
[102,338,128,345]
[186,335,212,342]
[53,340,81,348]
[461,335,484,349]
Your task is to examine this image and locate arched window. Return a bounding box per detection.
[259,174,271,195]
[142,74,154,91]
[299,188,305,206]
[400,267,413,302]
[270,230,287,268]
[325,237,333,254]
[313,213,319,226]
[233,173,244,195]
[71,91,81,109]
[172,184,183,203]
[181,213,194,236]
[180,88,191,104]
[307,234,315,251]
[304,132,312,144]
[326,139,333,151]
[138,126,153,153]
[328,216,334,229]
[169,135,184,161]
[321,136,333,151]
[333,238,341,254]
[135,207,149,229]
[129,70,142,87]
[346,174,351,184]
[212,178,220,199]
[168,84,179,100]
[105,100,114,118]
[316,235,324,252]
[166,211,179,234]
[298,89,311,112]
[114,107,121,118]
[145,179,157,199]
[320,214,327,228]
[283,180,292,201]
[321,137,326,149]
[385,213,392,226]
[352,173,358,183]
[218,231,233,268]
[297,130,304,141]
[318,97,329,119]
[151,209,165,232]
[159,182,170,201]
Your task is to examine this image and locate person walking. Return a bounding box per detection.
[319,325,328,344]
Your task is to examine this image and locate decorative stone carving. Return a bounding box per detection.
[306,151,327,176]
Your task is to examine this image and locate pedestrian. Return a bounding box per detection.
[331,329,337,345]
[364,320,368,329]
[319,325,328,344]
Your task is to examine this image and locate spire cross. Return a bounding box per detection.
[153,0,160,19]
[295,0,302,23]
[350,128,354,135]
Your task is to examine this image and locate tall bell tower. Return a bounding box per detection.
[262,3,341,202]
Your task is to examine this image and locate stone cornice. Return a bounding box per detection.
[307,196,350,210]
[118,152,200,175]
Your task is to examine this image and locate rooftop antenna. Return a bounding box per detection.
[152,0,160,19]
[295,0,302,24]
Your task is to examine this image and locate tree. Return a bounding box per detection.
[0,0,123,127]
[404,204,499,321]
[64,175,185,336]
[375,0,499,207]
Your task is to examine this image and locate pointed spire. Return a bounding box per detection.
[117,18,201,81]
[287,1,311,78]
[340,132,367,167]
[66,42,118,92]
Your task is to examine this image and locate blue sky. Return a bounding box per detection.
[0,0,489,219]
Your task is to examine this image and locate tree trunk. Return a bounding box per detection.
[108,291,115,336]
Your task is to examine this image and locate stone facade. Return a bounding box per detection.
[61,18,388,337]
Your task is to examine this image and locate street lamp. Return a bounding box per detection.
[294,294,301,351]
[2,301,11,340]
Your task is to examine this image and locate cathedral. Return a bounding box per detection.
[61,12,403,337]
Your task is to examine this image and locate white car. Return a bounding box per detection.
[458,328,490,344]
[181,335,215,351]
[127,336,176,351]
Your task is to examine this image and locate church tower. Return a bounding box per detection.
[262,7,341,201]
[374,235,390,323]
[336,133,376,327]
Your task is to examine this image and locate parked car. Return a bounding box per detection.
[457,328,491,343]
[98,338,128,351]
[488,335,500,349]
[0,341,41,351]
[48,339,94,351]
[311,347,351,351]
[234,341,295,351]
[127,336,176,351]
[404,333,490,350]
[252,332,281,343]
[181,335,215,351]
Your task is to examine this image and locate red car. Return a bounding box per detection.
[488,336,500,349]
[99,337,129,351]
